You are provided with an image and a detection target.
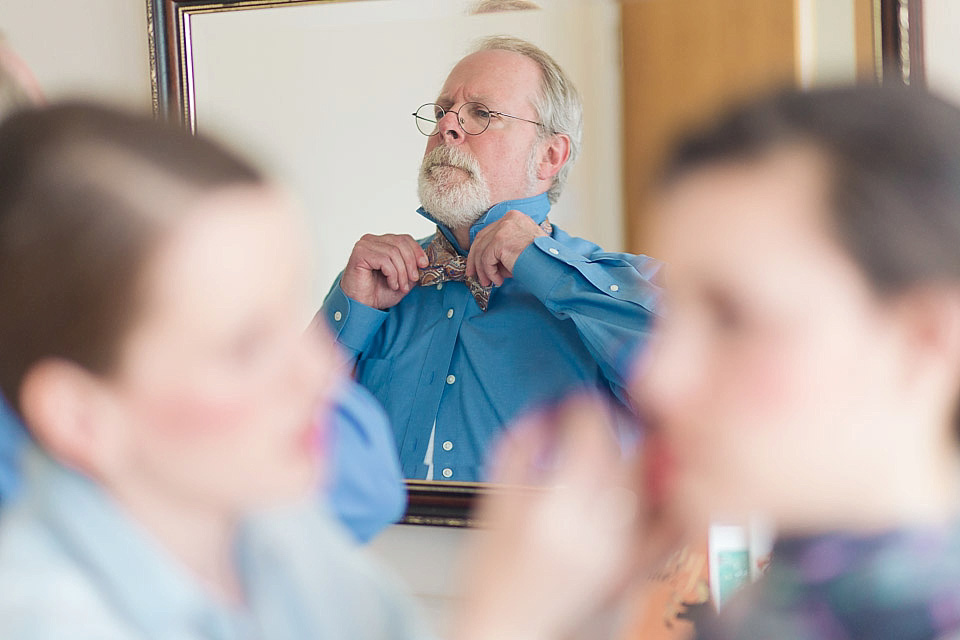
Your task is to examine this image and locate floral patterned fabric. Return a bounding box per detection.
[697,521,960,640]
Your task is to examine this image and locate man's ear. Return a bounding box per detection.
[536,133,571,182]
[19,359,126,479]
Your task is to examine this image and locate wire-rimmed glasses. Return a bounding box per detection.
[412,102,548,136]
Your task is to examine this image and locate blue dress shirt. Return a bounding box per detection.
[0,381,406,543]
[0,448,429,640]
[325,382,407,542]
[0,396,24,506]
[320,193,662,482]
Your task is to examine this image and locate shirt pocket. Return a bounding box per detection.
[355,357,394,396]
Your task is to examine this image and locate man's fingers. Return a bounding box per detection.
[362,243,406,291]
[480,247,504,287]
[410,236,429,269]
[394,237,424,284]
[363,236,422,291]
[465,235,482,280]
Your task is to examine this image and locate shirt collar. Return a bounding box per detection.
[23,447,247,638]
[417,191,552,254]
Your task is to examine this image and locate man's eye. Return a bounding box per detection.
[471,106,491,120]
[432,107,445,120]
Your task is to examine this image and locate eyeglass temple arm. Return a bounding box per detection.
[491,111,557,134]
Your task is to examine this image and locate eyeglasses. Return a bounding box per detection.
[412,102,549,137]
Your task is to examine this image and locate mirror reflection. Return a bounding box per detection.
[179,0,650,482]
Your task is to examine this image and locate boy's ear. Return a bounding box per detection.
[19,359,126,479]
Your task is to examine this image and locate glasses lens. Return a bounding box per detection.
[460,102,490,135]
[414,104,441,136]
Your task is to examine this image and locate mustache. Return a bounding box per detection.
[421,145,480,178]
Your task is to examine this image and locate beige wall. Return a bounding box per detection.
[0,0,150,110]
[924,0,960,106]
[796,0,859,87]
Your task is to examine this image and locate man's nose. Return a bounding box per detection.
[437,110,465,145]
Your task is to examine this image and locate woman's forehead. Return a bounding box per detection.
[658,150,832,251]
[653,149,871,300]
[137,187,306,320]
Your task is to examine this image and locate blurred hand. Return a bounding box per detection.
[339,234,428,310]
[455,395,685,640]
[466,210,546,287]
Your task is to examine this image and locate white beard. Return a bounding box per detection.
[417,145,492,229]
[417,142,544,229]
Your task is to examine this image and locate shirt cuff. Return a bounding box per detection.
[321,285,388,355]
[511,236,570,303]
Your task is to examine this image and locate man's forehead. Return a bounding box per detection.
[435,49,540,108]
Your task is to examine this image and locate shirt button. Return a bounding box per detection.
[436,283,443,290]
[442,468,453,479]
[609,284,619,292]
[446,308,454,319]
[333,311,343,322]
[442,440,453,451]
[548,247,559,255]
[446,374,456,385]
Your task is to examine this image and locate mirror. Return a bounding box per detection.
[148,0,894,525]
[148,0,625,523]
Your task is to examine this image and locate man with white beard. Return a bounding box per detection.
[319,36,660,482]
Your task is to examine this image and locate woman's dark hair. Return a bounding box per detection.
[0,102,264,414]
[662,85,960,295]
[662,85,960,431]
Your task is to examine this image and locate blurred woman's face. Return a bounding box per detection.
[636,150,911,529]
[99,185,338,517]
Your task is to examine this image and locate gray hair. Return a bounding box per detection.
[470,0,542,13]
[472,36,582,203]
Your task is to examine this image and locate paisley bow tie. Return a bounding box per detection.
[418,220,552,311]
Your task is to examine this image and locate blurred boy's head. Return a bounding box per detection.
[0,103,338,519]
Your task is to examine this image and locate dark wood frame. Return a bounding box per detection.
[878,0,925,86]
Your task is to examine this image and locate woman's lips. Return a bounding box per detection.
[642,431,676,509]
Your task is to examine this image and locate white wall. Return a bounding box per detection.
[795,0,858,88]
[370,524,471,634]
[187,0,625,307]
[0,0,150,110]
[924,0,960,106]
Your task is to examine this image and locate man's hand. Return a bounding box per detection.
[466,210,547,287]
[340,234,428,310]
